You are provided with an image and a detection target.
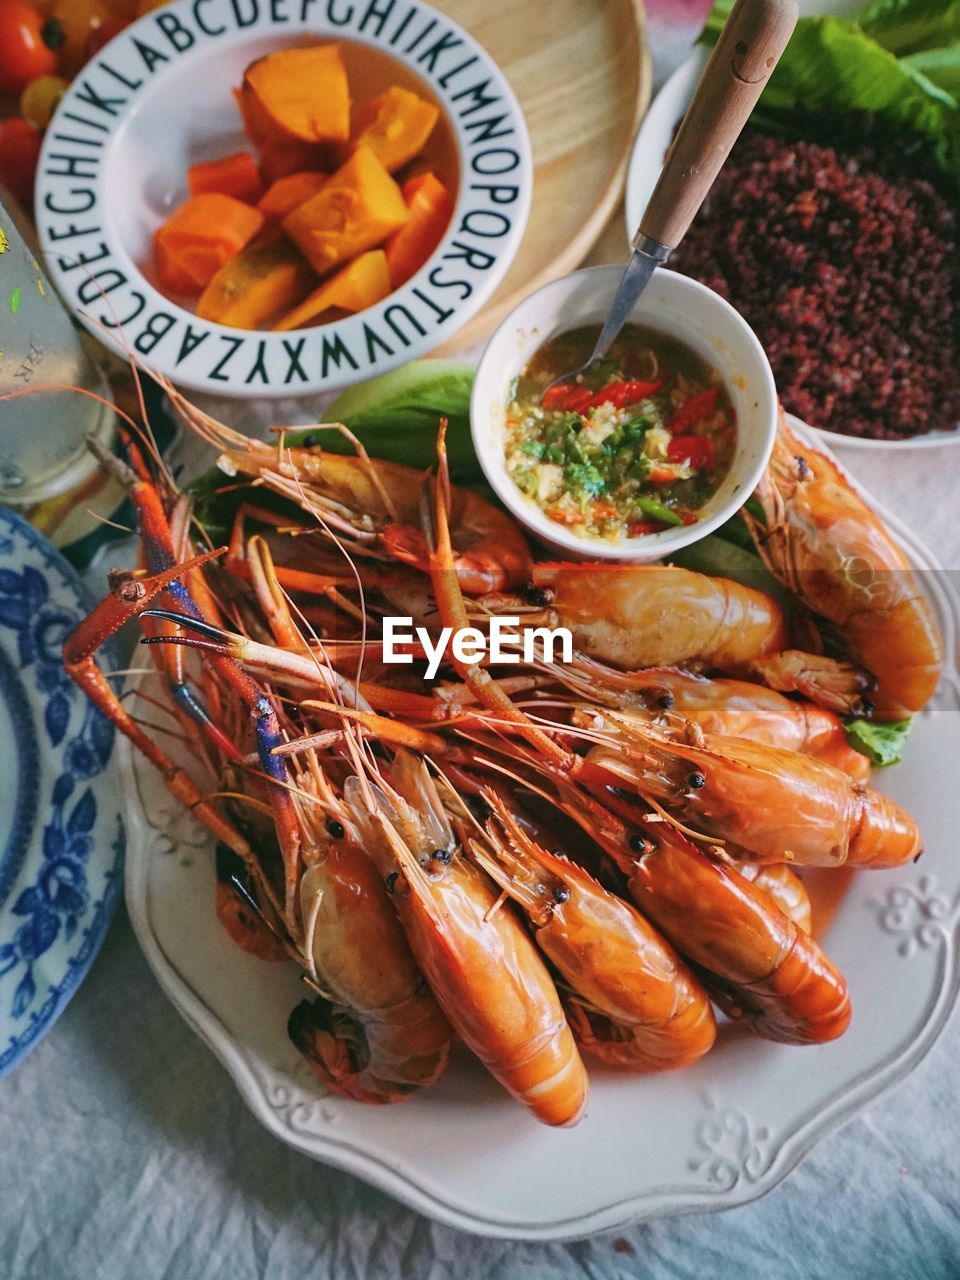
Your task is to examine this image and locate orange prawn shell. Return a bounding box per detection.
[587,723,921,869]
[735,862,813,935]
[626,827,851,1045]
[609,666,871,782]
[531,563,789,673]
[299,843,453,1098]
[391,851,588,1126]
[520,857,717,1071]
[755,417,943,718]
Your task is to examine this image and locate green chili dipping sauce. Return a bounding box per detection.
[504,323,737,542]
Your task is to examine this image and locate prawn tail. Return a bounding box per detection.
[288,994,452,1104]
[288,998,415,1105]
[703,927,852,1046]
[563,996,716,1073]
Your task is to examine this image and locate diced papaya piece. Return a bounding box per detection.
[385,172,453,287]
[351,85,440,173]
[274,249,390,331]
[197,238,316,329]
[258,170,329,220]
[154,194,265,290]
[188,150,264,204]
[241,44,350,146]
[282,147,409,275]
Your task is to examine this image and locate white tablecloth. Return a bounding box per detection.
[4,6,960,1276]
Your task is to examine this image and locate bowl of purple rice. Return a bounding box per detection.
[626,50,960,450]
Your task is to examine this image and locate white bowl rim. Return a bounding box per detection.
[625,47,960,453]
[35,0,532,398]
[470,264,778,561]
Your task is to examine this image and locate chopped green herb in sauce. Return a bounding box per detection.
[504,323,737,542]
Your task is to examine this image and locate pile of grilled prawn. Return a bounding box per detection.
[65,392,943,1127]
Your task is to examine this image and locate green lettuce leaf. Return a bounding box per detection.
[698,7,959,178]
[902,42,960,96]
[844,716,914,767]
[665,534,790,608]
[859,0,960,56]
[310,359,481,483]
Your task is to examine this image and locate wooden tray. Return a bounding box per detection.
[436,0,651,353]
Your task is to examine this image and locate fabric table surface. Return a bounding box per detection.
[3,4,960,1276]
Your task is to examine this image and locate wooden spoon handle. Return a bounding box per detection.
[636,0,798,251]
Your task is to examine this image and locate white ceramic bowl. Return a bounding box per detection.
[36,0,532,398]
[471,265,777,561]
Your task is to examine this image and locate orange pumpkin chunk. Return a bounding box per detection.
[258,170,329,220]
[352,85,439,173]
[188,150,264,204]
[242,44,350,146]
[197,239,316,329]
[282,147,409,275]
[154,194,265,290]
[385,171,453,287]
[274,249,390,330]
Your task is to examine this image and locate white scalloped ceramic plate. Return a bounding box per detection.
[625,49,960,452]
[122,422,960,1239]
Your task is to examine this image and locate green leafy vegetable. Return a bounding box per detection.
[188,467,293,546]
[713,509,756,550]
[844,716,914,767]
[665,534,791,608]
[902,43,960,96]
[564,461,606,502]
[699,3,960,182]
[859,0,960,56]
[290,359,481,482]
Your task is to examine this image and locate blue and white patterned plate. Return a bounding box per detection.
[0,506,123,1078]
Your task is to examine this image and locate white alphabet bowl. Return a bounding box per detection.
[35,0,531,397]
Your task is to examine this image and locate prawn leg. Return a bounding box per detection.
[63,553,278,900]
[89,438,243,763]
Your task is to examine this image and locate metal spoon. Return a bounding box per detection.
[544,0,798,397]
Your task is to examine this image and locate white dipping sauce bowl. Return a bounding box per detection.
[471,265,778,562]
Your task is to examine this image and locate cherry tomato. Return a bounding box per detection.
[85,14,127,58]
[19,72,68,128]
[0,118,42,207]
[46,0,110,76]
[0,1,58,94]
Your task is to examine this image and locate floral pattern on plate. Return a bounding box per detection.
[0,506,124,1077]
